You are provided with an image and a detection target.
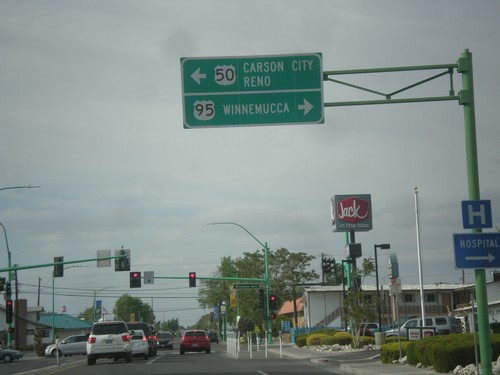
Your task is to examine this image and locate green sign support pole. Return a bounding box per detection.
[458,49,492,375]
[322,49,491,374]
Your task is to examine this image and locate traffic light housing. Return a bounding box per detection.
[54,256,64,277]
[258,288,265,309]
[269,294,277,310]
[0,277,5,292]
[5,299,13,324]
[5,282,12,299]
[114,248,131,271]
[189,272,196,287]
[129,271,141,288]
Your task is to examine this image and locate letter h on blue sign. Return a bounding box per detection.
[461,200,493,229]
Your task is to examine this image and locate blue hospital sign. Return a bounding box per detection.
[461,200,492,229]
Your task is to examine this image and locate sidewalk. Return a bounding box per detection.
[270,344,437,375]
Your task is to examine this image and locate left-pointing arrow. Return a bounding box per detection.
[298,99,313,115]
[191,68,206,85]
[465,253,495,262]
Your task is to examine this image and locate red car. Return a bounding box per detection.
[180,330,210,355]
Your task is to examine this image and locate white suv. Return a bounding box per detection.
[86,321,133,365]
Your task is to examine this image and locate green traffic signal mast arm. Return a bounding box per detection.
[0,254,128,273]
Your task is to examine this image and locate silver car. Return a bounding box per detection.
[45,334,88,357]
[131,329,149,359]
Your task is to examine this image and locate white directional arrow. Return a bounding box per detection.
[465,253,496,262]
[191,68,206,85]
[298,99,313,115]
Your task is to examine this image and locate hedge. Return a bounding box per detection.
[404,334,500,373]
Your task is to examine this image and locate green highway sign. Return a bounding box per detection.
[233,283,260,289]
[181,53,324,128]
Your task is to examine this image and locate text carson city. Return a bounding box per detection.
[241,59,315,88]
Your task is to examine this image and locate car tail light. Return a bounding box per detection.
[143,336,147,342]
[122,334,131,342]
[88,336,96,344]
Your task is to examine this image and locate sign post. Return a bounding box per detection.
[181,53,323,128]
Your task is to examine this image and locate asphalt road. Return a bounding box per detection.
[1,343,363,375]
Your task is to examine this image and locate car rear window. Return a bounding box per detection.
[92,323,127,335]
[185,331,205,337]
[157,333,171,338]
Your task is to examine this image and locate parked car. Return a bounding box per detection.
[180,330,210,355]
[347,323,380,336]
[156,331,173,349]
[130,329,149,359]
[86,321,133,365]
[127,322,157,356]
[45,334,89,357]
[0,348,23,362]
[385,315,461,337]
[207,331,219,343]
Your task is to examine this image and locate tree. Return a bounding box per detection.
[160,318,180,333]
[77,306,95,322]
[197,248,319,334]
[113,294,155,323]
[343,257,377,348]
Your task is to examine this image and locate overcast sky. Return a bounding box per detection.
[1,1,499,327]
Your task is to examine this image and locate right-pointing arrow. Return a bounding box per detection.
[298,99,313,115]
[465,253,495,262]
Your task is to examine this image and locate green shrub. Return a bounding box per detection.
[398,333,500,373]
[359,336,375,346]
[491,322,500,334]
[295,335,308,347]
[333,331,354,345]
[380,341,411,363]
[306,333,327,346]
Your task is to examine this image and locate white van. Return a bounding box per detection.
[385,316,461,337]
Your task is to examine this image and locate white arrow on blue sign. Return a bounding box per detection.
[453,232,500,269]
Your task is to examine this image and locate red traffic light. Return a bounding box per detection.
[189,272,196,287]
[129,271,141,288]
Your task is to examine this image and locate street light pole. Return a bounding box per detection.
[207,222,272,344]
[374,244,390,333]
[0,223,13,348]
[1,185,40,348]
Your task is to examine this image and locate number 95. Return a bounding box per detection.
[193,100,215,121]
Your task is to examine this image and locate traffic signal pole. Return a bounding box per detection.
[322,49,491,375]
[458,49,492,375]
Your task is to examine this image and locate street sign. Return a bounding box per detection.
[181,53,323,128]
[144,271,154,284]
[453,233,500,268]
[233,283,260,289]
[461,200,492,229]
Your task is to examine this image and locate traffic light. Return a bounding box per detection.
[5,282,11,299]
[5,299,13,324]
[322,256,335,274]
[54,256,64,277]
[114,248,131,271]
[0,277,5,292]
[258,288,265,309]
[189,272,196,287]
[269,294,277,310]
[129,271,141,288]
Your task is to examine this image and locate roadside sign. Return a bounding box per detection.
[233,283,260,289]
[453,233,500,268]
[144,271,154,284]
[461,200,492,229]
[181,53,323,128]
